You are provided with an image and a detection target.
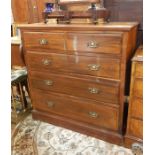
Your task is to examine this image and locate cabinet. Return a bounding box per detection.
[12,0,54,23]
[12,0,31,23]
[19,22,138,145]
[124,45,143,148]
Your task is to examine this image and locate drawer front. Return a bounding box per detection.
[135,62,143,78]
[23,32,65,50]
[32,90,119,131]
[133,78,143,98]
[128,118,143,139]
[130,98,143,119]
[26,51,120,79]
[66,33,122,54]
[29,71,120,105]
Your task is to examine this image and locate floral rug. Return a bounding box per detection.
[12,114,135,155]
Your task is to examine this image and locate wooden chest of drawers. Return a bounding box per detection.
[124,45,143,148]
[19,23,138,145]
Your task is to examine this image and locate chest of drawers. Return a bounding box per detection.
[19,23,138,145]
[124,45,143,148]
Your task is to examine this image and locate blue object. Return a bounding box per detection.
[44,3,53,13]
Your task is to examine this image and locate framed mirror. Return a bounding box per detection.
[59,0,100,5]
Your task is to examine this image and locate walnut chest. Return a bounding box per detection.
[19,22,138,145]
[124,45,143,148]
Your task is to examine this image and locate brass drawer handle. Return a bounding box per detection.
[44,80,53,86]
[46,101,55,108]
[42,59,52,65]
[88,87,100,94]
[87,41,98,48]
[88,111,98,118]
[88,64,100,71]
[39,38,48,45]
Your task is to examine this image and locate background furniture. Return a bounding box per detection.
[19,22,138,145]
[11,37,31,124]
[124,45,143,150]
[11,69,30,124]
[11,0,55,24]
[11,36,25,68]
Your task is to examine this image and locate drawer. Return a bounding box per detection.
[32,90,119,131]
[133,78,143,98]
[29,71,120,105]
[66,33,123,54]
[128,118,143,139]
[135,62,143,78]
[130,97,143,119]
[26,51,120,79]
[23,32,65,51]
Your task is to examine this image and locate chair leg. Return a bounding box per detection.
[131,143,143,155]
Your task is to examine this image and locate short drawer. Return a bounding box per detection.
[135,62,143,78]
[128,118,143,139]
[29,71,120,105]
[23,32,65,51]
[130,97,143,119]
[26,51,120,79]
[133,78,143,98]
[66,33,123,54]
[32,90,119,131]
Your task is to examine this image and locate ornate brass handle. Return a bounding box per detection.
[88,111,98,118]
[87,41,98,48]
[88,64,100,71]
[88,87,100,94]
[46,101,55,108]
[39,38,48,45]
[42,59,51,65]
[44,80,53,86]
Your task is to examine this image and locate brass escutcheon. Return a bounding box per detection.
[87,41,98,48]
[88,64,100,71]
[88,111,98,118]
[44,80,53,86]
[88,87,100,94]
[46,101,55,108]
[39,38,48,45]
[42,59,51,65]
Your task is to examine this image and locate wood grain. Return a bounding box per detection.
[32,90,119,131]
[20,22,138,146]
[26,51,121,79]
[124,45,143,148]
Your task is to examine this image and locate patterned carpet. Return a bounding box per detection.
[12,114,135,155]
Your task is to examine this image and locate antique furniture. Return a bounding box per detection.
[124,45,143,149]
[19,22,138,145]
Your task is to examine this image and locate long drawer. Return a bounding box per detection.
[26,51,120,79]
[66,33,123,54]
[31,90,119,131]
[23,32,65,51]
[29,71,120,105]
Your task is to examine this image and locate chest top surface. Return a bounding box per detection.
[18,22,138,31]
